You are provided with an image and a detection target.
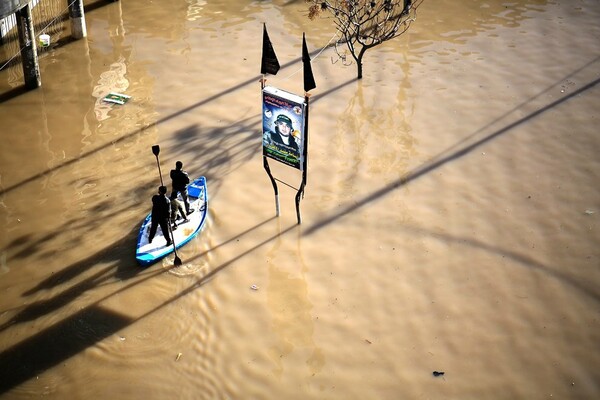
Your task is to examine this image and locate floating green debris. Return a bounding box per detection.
[103,92,131,105]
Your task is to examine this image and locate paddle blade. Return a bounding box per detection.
[174,256,182,266]
[152,145,160,156]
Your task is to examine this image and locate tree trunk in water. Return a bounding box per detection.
[356,48,367,79]
[357,58,363,79]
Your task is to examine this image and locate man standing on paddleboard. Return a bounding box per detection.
[170,161,194,215]
[148,186,171,246]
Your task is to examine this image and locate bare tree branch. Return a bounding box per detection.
[306,0,424,78]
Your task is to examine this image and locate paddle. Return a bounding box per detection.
[152,145,182,266]
[152,145,164,186]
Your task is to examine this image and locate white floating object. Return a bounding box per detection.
[39,34,50,47]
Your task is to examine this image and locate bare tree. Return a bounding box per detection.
[307,0,424,79]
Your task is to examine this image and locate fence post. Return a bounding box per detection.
[16,4,40,89]
[68,0,87,39]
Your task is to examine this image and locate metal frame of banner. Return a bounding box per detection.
[260,78,280,217]
[295,93,310,224]
[260,78,309,224]
[260,26,315,224]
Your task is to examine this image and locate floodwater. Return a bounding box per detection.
[1,0,599,398]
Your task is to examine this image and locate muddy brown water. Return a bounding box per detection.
[0,0,599,398]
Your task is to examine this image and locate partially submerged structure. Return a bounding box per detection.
[0,0,88,89]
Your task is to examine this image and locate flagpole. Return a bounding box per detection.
[295,32,316,224]
[260,23,281,217]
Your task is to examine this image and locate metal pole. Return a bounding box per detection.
[68,0,87,39]
[295,94,310,224]
[264,156,280,217]
[261,76,280,217]
[16,4,40,89]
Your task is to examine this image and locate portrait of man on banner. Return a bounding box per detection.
[262,86,306,170]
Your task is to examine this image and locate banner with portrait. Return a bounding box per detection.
[262,86,306,170]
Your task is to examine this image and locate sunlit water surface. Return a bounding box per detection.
[0,0,599,399]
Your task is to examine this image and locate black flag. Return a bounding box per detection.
[302,33,316,92]
[261,24,280,75]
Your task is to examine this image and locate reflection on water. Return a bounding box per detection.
[266,225,324,378]
[186,0,207,22]
[321,62,416,214]
[412,0,550,46]
[92,56,129,121]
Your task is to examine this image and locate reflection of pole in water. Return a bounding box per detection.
[266,221,324,377]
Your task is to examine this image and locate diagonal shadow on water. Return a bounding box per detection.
[0,217,276,394]
[0,305,133,394]
[399,223,600,303]
[0,48,334,197]
[303,75,600,237]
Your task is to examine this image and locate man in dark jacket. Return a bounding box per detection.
[268,114,299,153]
[148,186,171,246]
[170,161,193,214]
